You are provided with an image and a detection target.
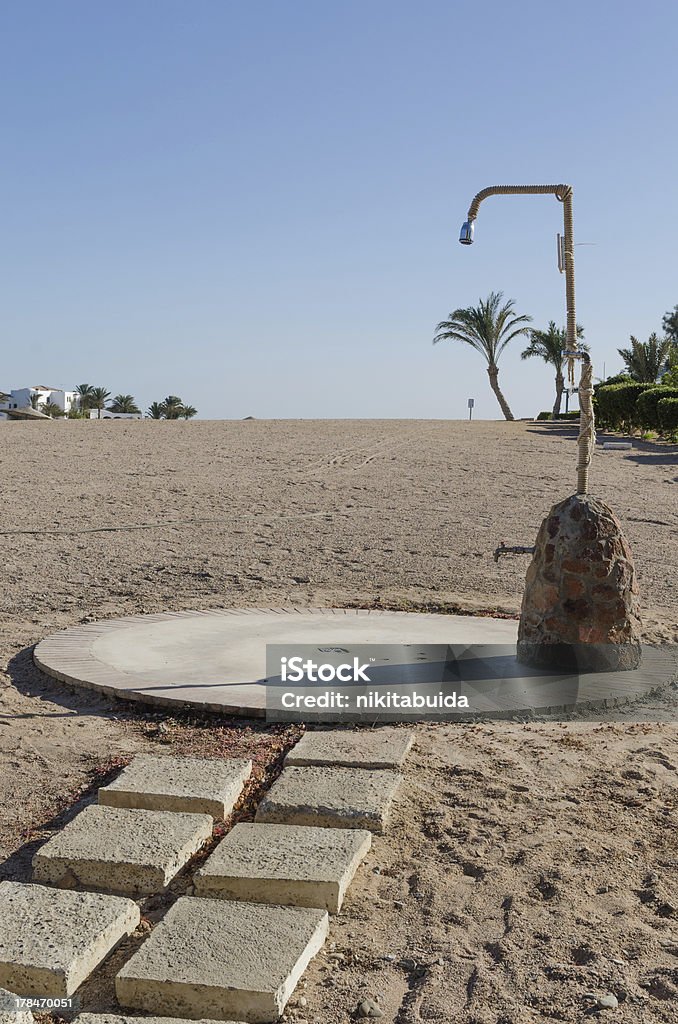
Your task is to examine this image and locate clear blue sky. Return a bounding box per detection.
[2,0,676,419]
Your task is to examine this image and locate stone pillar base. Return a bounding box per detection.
[517,640,641,673]
[517,494,642,673]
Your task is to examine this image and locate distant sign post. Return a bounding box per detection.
[468,398,474,421]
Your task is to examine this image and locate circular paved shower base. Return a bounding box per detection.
[34,608,676,720]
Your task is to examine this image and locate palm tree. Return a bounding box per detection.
[181,405,198,420]
[108,394,140,414]
[42,401,64,418]
[90,386,111,419]
[663,305,678,345]
[521,321,587,416]
[433,291,532,420]
[669,345,678,369]
[29,393,41,409]
[146,402,164,419]
[617,333,672,383]
[75,384,95,412]
[161,395,184,420]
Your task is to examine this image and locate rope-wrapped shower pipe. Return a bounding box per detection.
[465,184,595,494]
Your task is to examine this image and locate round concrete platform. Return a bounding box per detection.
[33,608,677,720]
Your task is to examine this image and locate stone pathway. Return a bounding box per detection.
[256,765,401,832]
[75,1016,245,1024]
[116,898,329,1023]
[99,756,252,819]
[0,883,139,997]
[0,987,34,1024]
[32,806,213,896]
[194,822,372,913]
[284,727,413,769]
[0,728,413,1021]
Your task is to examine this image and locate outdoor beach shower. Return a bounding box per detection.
[458,184,593,481]
[458,183,642,671]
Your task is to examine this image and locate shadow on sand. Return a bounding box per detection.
[4,644,127,722]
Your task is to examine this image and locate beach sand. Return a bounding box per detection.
[1,419,677,1022]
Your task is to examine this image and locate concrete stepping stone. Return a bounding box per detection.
[0,882,139,997]
[255,766,401,833]
[1,987,33,1024]
[285,728,414,769]
[194,822,371,913]
[32,805,213,896]
[115,896,328,1023]
[99,755,252,819]
[75,1015,246,1024]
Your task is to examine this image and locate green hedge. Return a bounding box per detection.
[596,374,634,388]
[594,382,652,431]
[636,386,678,430]
[658,396,678,434]
[536,411,580,421]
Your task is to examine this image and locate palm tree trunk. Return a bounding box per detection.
[552,370,564,417]
[487,364,514,420]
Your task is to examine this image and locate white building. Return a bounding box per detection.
[0,385,79,415]
[87,409,142,419]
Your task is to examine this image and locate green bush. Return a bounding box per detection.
[657,396,678,435]
[597,373,634,388]
[636,386,678,430]
[535,410,579,421]
[594,382,652,432]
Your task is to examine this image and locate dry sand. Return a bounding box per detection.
[1,418,677,1023]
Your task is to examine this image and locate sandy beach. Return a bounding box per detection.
[1,418,677,1023]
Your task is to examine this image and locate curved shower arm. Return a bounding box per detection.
[461,183,576,358]
[458,181,593,494]
[465,183,572,222]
